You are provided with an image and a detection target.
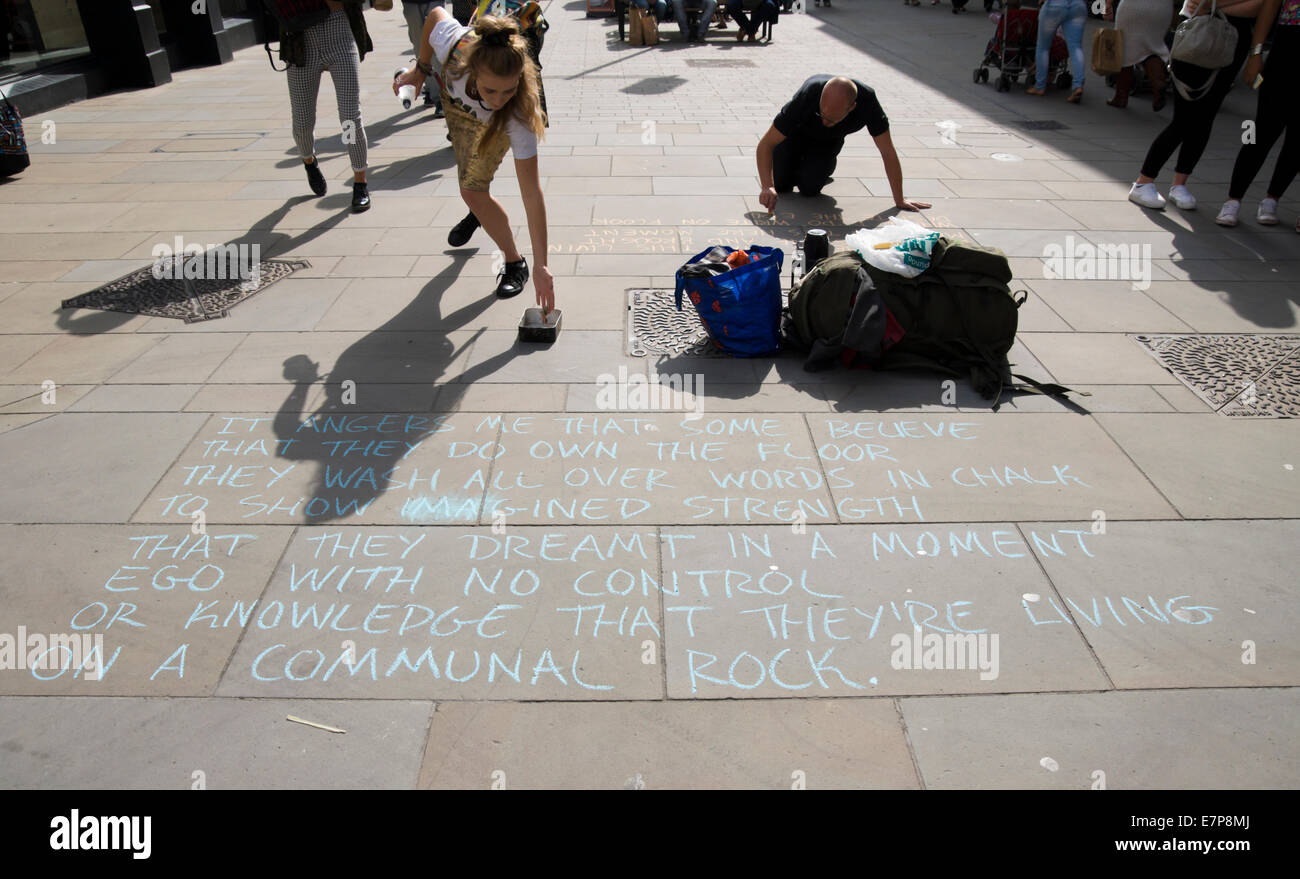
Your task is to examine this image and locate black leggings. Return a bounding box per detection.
[1228,25,1299,200]
[773,138,839,195]
[1140,14,1254,180]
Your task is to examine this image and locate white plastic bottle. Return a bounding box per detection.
[395,68,416,110]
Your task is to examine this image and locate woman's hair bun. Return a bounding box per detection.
[476,15,520,47]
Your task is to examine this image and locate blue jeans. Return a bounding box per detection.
[1035,0,1086,91]
[633,0,670,18]
[673,0,718,39]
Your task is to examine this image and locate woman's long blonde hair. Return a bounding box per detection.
[446,16,546,149]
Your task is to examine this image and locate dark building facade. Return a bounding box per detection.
[2,0,267,115]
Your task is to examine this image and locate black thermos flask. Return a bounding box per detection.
[803,229,830,269]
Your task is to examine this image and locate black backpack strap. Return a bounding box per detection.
[1009,373,1087,399]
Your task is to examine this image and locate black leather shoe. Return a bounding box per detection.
[448,212,480,247]
[305,159,327,197]
[495,257,529,299]
[351,181,370,213]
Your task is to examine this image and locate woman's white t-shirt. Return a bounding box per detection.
[431,18,538,160]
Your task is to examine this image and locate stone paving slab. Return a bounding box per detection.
[0,284,151,335]
[806,413,1175,523]
[1095,414,1300,519]
[68,384,202,412]
[0,382,91,413]
[1026,520,1300,689]
[482,413,837,526]
[1019,333,1182,385]
[902,688,1300,789]
[0,697,433,789]
[134,412,496,525]
[659,524,1107,700]
[0,413,206,523]
[417,699,919,789]
[0,524,291,695]
[1023,280,1194,334]
[214,525,665,701]
[2,334,160,384]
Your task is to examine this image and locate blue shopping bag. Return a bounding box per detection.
[674,245,785,357]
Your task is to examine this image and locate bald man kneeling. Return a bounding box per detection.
[757,75,931,213]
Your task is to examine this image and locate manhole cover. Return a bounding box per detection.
[684,59,756,68]
[1014,120,1068,130]
[62,255,309,322]
[626,289,726,358]
[1134,334,1300,417]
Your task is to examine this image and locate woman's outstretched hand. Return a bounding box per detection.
[534,264,555,315]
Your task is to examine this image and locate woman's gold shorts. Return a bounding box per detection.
[441,92,512,192]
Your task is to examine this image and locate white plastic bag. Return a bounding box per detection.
[845,217,941,279]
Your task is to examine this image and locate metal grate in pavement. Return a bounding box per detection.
[1134,334,1300,417]
[684,59,756,68]
[626,288,727,358]
[1014,120,1069,130]
[62,255,309,322]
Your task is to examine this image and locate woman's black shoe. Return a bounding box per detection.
[495,257,529,299]
[304,159,327,197]
[448,212,480,247]
[351,181,370,213]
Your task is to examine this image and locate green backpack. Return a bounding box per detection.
[785,238,1077,409]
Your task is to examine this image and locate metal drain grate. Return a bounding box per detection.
[1014,120,1069,130]
[62,255,309,322]
[626,289,727,358]
[1134,334,1300,417]
[684,59,756,68]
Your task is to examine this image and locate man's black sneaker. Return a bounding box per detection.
[448,212,480,247]
[305,159,327,197]
[351,181,370,213]
[495,257,529,299]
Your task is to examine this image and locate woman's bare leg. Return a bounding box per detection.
[461,188,523,262]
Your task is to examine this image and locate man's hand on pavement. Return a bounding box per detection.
[760,187,779,213]
[896,199,932,211]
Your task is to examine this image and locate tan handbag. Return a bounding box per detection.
[639,7,659,45]
[1091,27,1124,75]
[629,7,646,46]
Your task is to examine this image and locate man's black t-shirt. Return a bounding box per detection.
[773,75,889,146]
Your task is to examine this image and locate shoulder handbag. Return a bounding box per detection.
[0,91,31,177]
[1170,0,1238,69]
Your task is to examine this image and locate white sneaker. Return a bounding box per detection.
[1215,199,1240,227]
[1128,182,1166,210]
[1257,197,1279,225]
[1168,184,1197,210]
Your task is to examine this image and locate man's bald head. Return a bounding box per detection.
[819,77,858,127]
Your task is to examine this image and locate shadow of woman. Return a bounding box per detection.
[272,252,535,525]
[1144,209,1297,331]
[54,141,458,334]
[55,193,358,335]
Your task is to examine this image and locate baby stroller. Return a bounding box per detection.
[974,6,1070,92]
